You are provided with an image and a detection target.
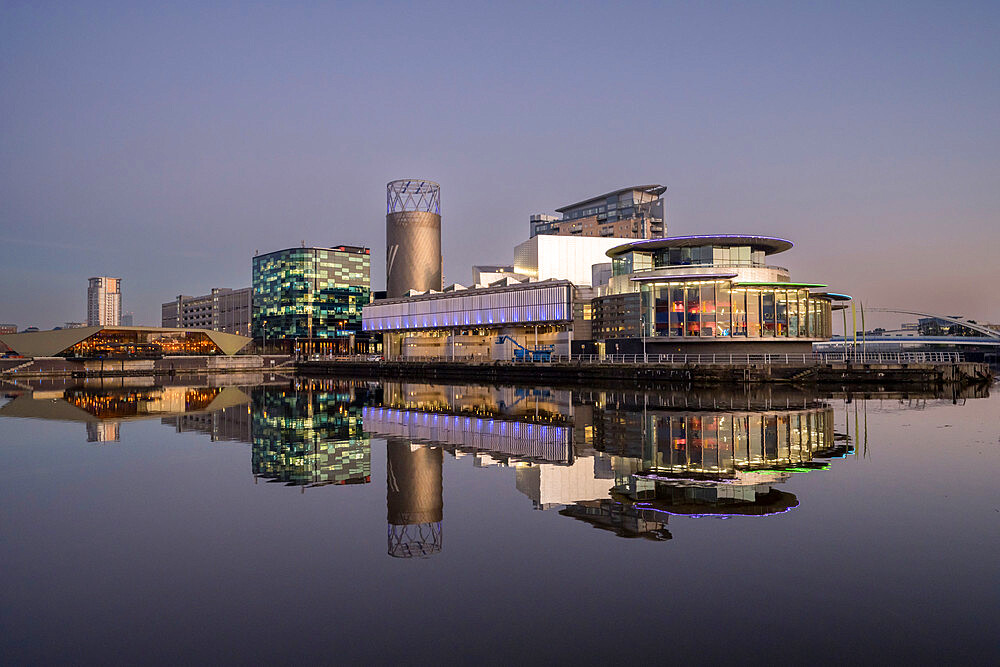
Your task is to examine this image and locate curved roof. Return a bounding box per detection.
[607,235,794,258]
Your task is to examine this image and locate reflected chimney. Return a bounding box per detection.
[386,440,443,557]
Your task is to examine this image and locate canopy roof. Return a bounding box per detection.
[0,326,251,357]
[607,235,794,258]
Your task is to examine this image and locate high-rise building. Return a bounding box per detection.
[87,277,122,326]
[529,185,667,239]
[386,179,442,298]
[120,312,134,327]
[252,245,371,354]
[161,287,252,336]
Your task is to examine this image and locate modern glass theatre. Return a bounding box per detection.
[595,235,849,352]
[252,245,371,354]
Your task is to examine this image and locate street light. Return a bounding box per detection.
[639,313,647,362]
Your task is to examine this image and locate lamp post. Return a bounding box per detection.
[640,315,647,362]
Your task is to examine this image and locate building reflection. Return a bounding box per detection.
[251,382,372,489]
[362,382,858,542]
[386,441,443,558]
[0,382,251,442]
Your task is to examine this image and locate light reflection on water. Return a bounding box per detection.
[0,376,996,663]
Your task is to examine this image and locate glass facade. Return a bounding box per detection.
[252,246,370,352]
[251,386,371,487]
[63,329,226,357]
[362,283,571,331]
[613,245,769,277]
[640,280,832,339]
[642,408,836,476]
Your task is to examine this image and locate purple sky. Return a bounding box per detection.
[2,1,998,331]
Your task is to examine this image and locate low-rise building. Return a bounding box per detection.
[363,279,594,360]
[0,326,251,358]
[162,287,252,336]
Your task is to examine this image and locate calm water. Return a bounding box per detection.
[1,376,997,664]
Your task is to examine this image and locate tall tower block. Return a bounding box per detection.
[386,179,442,298]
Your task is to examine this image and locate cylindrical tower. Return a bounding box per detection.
[386,440,443,558]
[386,179,442,298]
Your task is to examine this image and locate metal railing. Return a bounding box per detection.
[301,351,964,365]
[541,352,963,365]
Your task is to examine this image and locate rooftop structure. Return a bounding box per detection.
[530,184,666,239]
[514,234,636,287]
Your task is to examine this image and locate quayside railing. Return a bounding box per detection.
[304,351,964,365]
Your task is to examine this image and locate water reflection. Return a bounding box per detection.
[1,376,986,551]
[250,384,372,489]
[362,382,854,540]
[0,380,252,442]
[386,442,443,557]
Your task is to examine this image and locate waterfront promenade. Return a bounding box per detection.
[1,352,991,387]
[300,352,992,388]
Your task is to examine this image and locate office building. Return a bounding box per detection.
[87,277,122,326]
[0,324,16,335]
[162,287,252,336]
[252,245,371,354]
[120,312,134,327]
[386,179,442,298]
[529,185,666,239]
[593,235,848,353]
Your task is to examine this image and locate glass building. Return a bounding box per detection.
[595,235,849,351]
[252,245,371,354]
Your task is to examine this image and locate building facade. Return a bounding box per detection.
[162,287,252,336]
[529,185,666,239]
[362,279,593,360]
[252,245,371,354]
[513,235,635,287]
[87,277,122,327]
[594,235,847,353]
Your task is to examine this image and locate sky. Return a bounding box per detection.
[1,0,998,331]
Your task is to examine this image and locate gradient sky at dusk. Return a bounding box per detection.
[2,1,998,330]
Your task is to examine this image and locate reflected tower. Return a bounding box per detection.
[386,179,442,298]
[386,441,443,557]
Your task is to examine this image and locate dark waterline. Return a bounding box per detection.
[1,377,997,664]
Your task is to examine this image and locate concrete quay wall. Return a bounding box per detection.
[0,355,293,378]
[298,359,993,388]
